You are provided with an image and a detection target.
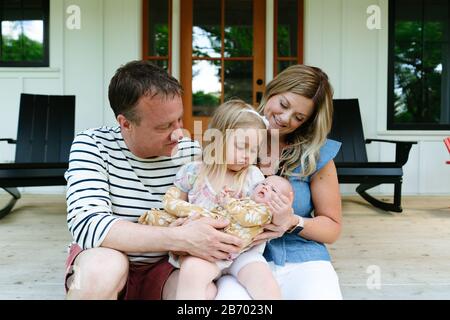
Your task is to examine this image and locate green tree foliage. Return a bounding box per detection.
[1,33,44,62]
[1,20,44,62]
[192,25,253,110]
[394,21,446,124]
[153,24,169,56]
[193,90,220,106]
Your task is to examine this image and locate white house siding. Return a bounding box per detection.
[0,0,142,194]
[0,0,448,195]
[304,0,450,195]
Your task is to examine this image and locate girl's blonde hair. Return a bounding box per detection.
[199,99,267,195]
[258,65,334,179]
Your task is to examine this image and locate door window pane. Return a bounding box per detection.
[224,60,252,103]
[277,60,296,74]
[147,0,169,56]
[193,60,221,116]
[144,0,170,71]
[277,0,298,57]
[151,60,169,70]
[224,0,253,57]
[274,0,302,75]
[193,0,221,58]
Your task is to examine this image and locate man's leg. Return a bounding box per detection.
[66,247,129,300]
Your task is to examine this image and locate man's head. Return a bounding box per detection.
[108,60,185,158]
[251,175,293,204]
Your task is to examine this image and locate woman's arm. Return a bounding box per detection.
[300,160,342,244]
[102,217,244,262]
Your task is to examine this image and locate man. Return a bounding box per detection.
[65,60,243,299]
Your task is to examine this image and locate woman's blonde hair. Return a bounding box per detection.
[258,65,334,179]
[199,99,267,195]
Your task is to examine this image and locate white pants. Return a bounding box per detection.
[215,260,343,300]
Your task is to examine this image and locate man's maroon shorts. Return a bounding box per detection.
[64,244,176,300]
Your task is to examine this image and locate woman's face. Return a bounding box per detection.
[263,92,315,138]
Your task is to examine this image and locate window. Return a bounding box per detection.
[143,0,171,72]
[388,0,450,130]
[0,0,49,67]
[274,0,303,76]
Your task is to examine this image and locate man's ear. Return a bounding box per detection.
[117,114,131,131]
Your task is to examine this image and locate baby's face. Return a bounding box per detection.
[251,176,292,204]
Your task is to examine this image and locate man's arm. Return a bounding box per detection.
[66,132,119,250]
[66,133,243,259]
[102,217,244,262]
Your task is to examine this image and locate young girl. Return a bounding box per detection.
[170,100,283,300]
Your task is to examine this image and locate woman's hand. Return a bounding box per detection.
[252,191,296,246]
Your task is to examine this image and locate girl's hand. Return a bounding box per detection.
[216,187,236,206]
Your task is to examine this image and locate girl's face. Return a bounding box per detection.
[263,92,315,138]
[226,128,261,172]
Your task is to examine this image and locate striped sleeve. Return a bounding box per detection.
[65,132,119,250]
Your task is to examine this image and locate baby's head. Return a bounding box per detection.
[251,175,293,204]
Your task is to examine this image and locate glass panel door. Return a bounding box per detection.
[181,0,265,134]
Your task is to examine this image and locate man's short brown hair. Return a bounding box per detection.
[108,60,182,123]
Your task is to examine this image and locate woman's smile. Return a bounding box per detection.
[273,115,288,128]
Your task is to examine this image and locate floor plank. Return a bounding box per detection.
[0,194,449,300]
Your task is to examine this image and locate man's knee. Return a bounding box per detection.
[68,248,129,298]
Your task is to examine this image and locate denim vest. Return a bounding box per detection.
[263,139,342,266]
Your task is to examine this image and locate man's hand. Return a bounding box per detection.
[173,217,244,262]
[169,217,191,227]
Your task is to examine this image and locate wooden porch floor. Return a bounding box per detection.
[0,194,449,300]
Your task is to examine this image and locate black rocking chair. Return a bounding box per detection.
[0,94,75,219]
[329,99,417,213]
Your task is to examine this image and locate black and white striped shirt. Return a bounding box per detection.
[65,126,201,263]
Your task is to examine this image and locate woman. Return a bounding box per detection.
[215,65,343,300]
